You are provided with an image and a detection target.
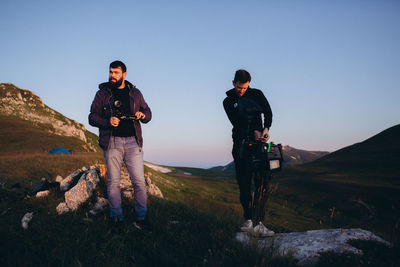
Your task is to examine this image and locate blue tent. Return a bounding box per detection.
[49,147,71,155]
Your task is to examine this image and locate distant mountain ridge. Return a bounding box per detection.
[0,83,100,152]
[211,145,329,172]
[306,124,400,176]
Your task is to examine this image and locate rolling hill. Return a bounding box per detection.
[272,124,400,244]
[0,83,100,153]
[307,124,400,176]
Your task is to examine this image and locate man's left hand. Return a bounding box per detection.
[135,112,146,120]
[260,128,270,142]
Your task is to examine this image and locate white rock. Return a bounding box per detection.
[56,202,70,215]
[236,228,391,266]
[21,212,33,229]
[36,190,50,197]
[64,170,99,211]
[144,162,172,173]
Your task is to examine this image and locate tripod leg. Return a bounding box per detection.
[253,169,272,223]
[258,171,273,222]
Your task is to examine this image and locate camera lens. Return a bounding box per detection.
[114,100,122,108]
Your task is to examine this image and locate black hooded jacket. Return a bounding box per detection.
[223,87,272,142]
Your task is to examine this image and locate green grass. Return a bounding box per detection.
[0,115,101,154]
[0,152,104,191]
[0,152,399,265]
[0,188,296,267]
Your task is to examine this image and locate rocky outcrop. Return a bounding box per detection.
[120,166,164,199]
[56,165,105,214]
[145,172,164,198]
[236,228,391,266]
[0,83,98,151]
[55,164,163,215]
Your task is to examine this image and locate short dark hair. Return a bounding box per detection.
[233,69,251,83]
[110,60,127,73]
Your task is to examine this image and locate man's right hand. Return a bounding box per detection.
[110,116,120,127]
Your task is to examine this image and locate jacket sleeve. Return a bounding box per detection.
[223,97,237,126]
[138,91,152,124]
[88,91,111,129]
[258,90,273,129]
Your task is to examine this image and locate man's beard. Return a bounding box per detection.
[109,77,123,89]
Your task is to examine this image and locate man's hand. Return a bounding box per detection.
[135,112,146,120]
[110,116,120,127]
[255,128,270,142]
[260,128,270,142]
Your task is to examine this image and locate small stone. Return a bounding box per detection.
[21,212,33,229]
[36,190,50,197]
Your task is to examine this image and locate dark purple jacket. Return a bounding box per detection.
[88,80,152,150]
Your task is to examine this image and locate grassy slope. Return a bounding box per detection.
[270,125,400,245]
[0,115,100,154]
[0,120,399,265]
[1,150,399,266]
[0,152,298,267]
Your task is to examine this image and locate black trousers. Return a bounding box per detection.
[233,142,272,222]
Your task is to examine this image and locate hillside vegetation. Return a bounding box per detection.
[272,125,400,246]
[0,83,100,152]
[0,82,399,265]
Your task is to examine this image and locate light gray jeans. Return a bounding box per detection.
[104,136,147,220]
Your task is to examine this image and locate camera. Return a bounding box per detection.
[112,100,136,120]
[247,141,283,172]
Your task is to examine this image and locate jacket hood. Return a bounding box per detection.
[226,87,257,98]
[98,80,136,91]
[226,88,237,98]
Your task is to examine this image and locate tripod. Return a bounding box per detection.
[249,152,273,223]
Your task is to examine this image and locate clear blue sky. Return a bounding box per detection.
[1,0,399,168]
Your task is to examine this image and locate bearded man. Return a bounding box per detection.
[89,60,152,230]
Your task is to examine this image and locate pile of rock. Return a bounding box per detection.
[56,165,106,215]
[31,164,164,216]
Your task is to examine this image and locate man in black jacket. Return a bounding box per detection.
[223,69,274,236]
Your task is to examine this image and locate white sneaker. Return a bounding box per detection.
[240,219,253,232]
[253,221,275,237]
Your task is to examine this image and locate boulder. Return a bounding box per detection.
[236,228,391,266]
[146,176,164,198]
[60,170,82,191]
[64,169,99,211]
